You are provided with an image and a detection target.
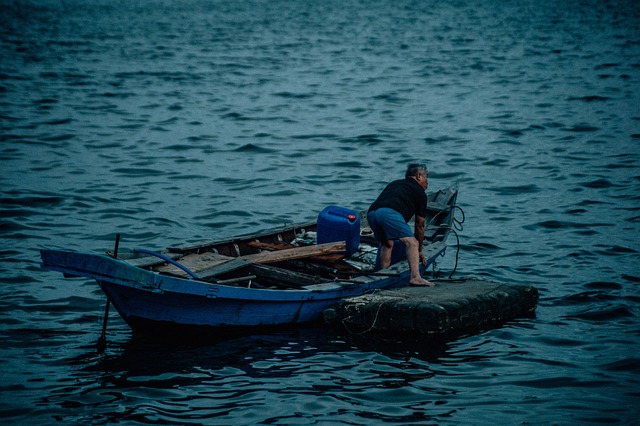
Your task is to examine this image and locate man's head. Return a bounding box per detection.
[406,163,428,190]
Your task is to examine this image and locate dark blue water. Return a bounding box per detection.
[1,0,639,423]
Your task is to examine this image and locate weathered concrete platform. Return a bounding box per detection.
[323,279,539,339]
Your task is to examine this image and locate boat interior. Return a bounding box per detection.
[114,186,459,290]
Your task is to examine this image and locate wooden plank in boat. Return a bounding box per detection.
[151,252,235,277]
[199,258,250,278]
[247,241,348,265]
[152,241,346,278]
[247,241,293,251]
[241,241,346,264]
[250,264,325,288]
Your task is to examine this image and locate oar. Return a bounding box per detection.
[97,233,119,353]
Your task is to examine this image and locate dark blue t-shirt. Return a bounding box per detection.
[368,178,428,222]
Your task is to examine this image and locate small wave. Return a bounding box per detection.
[559,291,617,305]
[111,168,168,177]
[462,242,501,252]
[327,160,367,168]
[490,125,544,137]
[88,142,124,150]
[272,91,315,99]
[39,118,73,125]
[212,177,251,186]
[98,91,136,99]
[523,220,612,231]
[576,199,610,207]
[431,171,466,179]
[1,275,38,285]
[38,134,76,142]
[621,274,640,283]
[205,210,253,218]
[372,92,408,105]
[221,112,287,122]
[113,71,204,82]
[507,376,614,389]
[563,124,600,132]
[94,207,146,219]
[565,208,587,214]
[567,95,611,102]
[599,358,640,374]
[1,327,88,349]
[0,196,65,208]
[260,189,300,197]
[565,305,634,322]
[488,139,523,145]
[536,336,586,347]
[487,184,540,196]
[233,144,277,153]
[339,134,384,145]
[144,217,184,227]
[33,98,58,105]
[252,132,275,139]
[161,144,201,152]
[423,136,457,144]
[594,63,621,70]
[172,173,208,179]
[583,281,623,290]
[221,112,247,121]
[291,134,339,140]
[581,179,618,189]
[156,117,180,126]
[483,158,509,167]
[593,245,637,256]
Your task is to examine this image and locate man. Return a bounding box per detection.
[367,163,433,286]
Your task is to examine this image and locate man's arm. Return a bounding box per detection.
[414,215,426,264]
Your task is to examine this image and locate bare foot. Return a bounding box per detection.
[409,277,434,287]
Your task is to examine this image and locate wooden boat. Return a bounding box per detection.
[40,184,460,336]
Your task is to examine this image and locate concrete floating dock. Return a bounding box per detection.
[323,279,539,339]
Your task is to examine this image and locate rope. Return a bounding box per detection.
[341,288,411,334]
[449,228,460,279]
[444,205,464,279]
[452,205,466,232]
[341,302,385,335]
[427,205,465,280]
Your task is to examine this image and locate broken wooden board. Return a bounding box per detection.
[238,241,345,264]
[247,240,349,266]
[149,241,346,279]
[323,279,539,340]
[150,252,234,277]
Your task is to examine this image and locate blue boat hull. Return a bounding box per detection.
[41,247,434,330]
[99,276,403,332]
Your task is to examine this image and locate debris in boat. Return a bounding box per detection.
[151,241,347,279]
[323,279,538,339]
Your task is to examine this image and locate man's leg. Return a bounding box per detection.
[378,240,394,270]
[399,236,433,286]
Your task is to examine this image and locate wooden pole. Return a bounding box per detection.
[97,233,119,353]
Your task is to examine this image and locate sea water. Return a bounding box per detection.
[1,0,639,424]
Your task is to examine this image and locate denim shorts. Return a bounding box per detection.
[367,208,414,242]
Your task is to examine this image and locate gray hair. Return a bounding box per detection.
[405,163,427,178]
